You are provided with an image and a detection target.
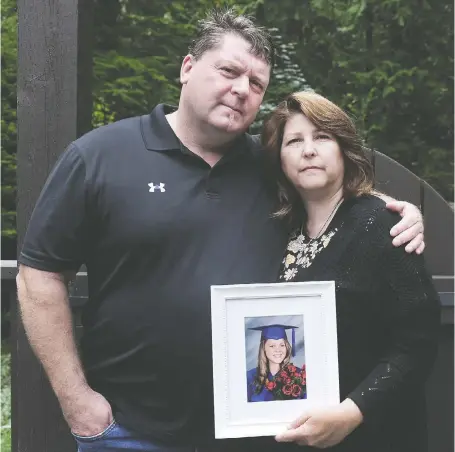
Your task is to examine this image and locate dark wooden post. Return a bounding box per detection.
[15,1,93,450]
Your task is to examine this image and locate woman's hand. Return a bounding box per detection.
[275,399,363,448]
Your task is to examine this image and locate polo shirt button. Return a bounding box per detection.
[206,190,220,198]
[205,174,220,198]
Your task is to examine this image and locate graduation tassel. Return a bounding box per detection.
[292,328,296,357]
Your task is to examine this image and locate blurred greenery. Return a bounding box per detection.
[1,343,11,452]
[1,428,11,452]
[1,0,453,254]
[1,0,17,247]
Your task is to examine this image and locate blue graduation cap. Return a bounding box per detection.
[249,324,298,357]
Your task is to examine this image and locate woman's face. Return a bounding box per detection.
[280,113,344,198]
[264,339,287,365]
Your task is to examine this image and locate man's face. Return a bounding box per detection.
[180,34,271,135]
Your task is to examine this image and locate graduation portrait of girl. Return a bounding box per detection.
[246,319,307,403]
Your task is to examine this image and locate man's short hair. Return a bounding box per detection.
[188,8,275,67]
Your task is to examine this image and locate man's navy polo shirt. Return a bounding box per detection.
[19,104,289,443]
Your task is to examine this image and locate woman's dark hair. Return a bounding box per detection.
[262,91,374,224]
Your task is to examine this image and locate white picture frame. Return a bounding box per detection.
[211,281,339,439]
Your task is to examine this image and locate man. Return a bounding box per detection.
[16,9,425,452]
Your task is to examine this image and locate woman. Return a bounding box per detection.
[260,92,440,451]
[246,324,307,402]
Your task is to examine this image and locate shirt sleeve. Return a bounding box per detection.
[347,206,441,425]
[18,143,91,273]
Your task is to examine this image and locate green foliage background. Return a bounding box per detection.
[1,0,453,255]
[1,345,11,452]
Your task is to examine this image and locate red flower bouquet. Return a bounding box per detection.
[265,363,307,400]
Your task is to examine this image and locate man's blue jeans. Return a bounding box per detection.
[72,419,196,452]
[71,419,300,451]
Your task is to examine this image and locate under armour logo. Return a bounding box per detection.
[148,182,166,193]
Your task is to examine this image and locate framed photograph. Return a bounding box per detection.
[211,281,339,439]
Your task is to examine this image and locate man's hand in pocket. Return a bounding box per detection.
[61,385,113,437]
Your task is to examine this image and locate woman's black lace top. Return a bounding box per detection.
[278,195,441,452]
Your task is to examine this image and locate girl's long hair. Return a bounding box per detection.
[253,338,292,393]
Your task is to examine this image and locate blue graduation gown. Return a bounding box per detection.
[247,368,275,402]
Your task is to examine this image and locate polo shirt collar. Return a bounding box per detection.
[141,103,252,158]
[141,104,180,151]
